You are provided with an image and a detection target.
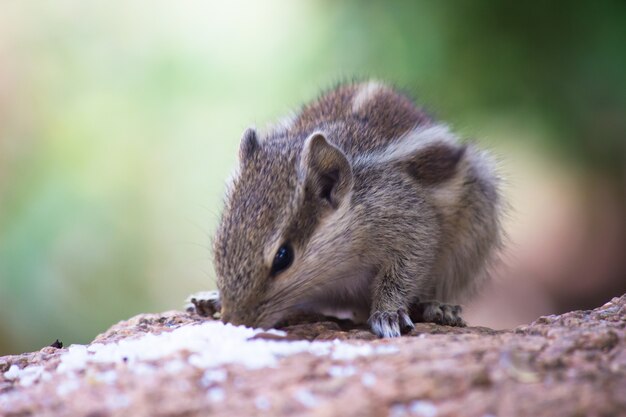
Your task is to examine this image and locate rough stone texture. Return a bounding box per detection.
[1,295,625,417]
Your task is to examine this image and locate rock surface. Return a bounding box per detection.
[1,295,625,417]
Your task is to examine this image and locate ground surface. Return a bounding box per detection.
[1,295,625,417]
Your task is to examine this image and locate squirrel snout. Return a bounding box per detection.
[221,307,279,330]
[220,309,254,328]
[220,310,238,326]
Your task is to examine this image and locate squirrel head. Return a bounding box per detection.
[213,127,353,328]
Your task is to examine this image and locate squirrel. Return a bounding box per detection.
[190,80,502,338]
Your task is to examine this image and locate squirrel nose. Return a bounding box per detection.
[221,310,246,327]
[220,310,233,324]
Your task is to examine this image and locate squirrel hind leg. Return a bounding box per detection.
[409,300,466,327]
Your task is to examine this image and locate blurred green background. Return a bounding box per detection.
[1,1,625,355]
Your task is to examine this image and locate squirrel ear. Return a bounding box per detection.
[239,128,259,161]
[405,142,466,185]
[300,132,353,208]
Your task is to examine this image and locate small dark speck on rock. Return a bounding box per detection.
[50,339,63,349]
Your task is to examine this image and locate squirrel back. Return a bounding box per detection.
[277,81,433,155]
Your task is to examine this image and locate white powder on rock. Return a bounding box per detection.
[57,321,391,371]
[294,388,319,408]
[3,365,45,387]
[390,400,439,417]
[3,365,20,380]
[56,379,80,396]
[328,365,356,378]
[4,320,395,390]
[254,395,271,410]
[207,387,225,403]
[200,369,227,386]
[408,400,438,417]
[361,372,377,387]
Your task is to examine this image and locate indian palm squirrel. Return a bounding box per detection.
[190,80,502,338]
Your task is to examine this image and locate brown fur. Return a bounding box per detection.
[212,80,502,337]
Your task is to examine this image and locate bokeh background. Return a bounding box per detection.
[1,1,625,355]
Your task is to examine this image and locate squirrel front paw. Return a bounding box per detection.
[185,290,222,318]
[368,308,415,338]
[410,301,466,327]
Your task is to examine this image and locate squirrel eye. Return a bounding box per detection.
[270,244,294,276]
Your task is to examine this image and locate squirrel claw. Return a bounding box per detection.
[368,308,415,338]
[412,301,466,327]
[185,290,222,318]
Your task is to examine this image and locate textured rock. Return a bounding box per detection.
[1,295,625,417]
